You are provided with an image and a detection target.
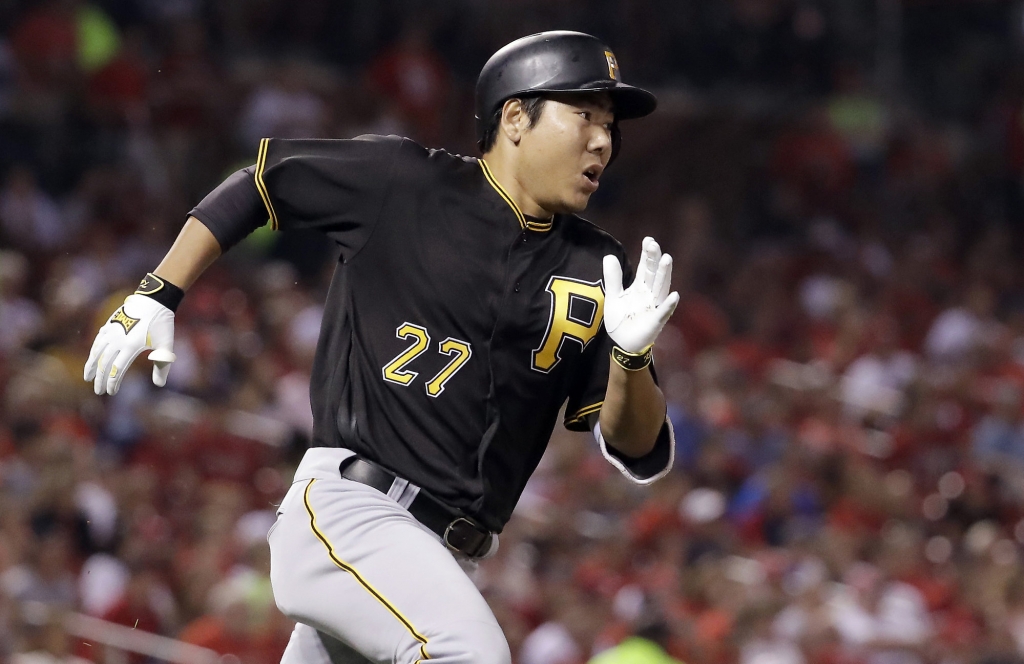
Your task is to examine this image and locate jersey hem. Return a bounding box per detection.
[564,400,603,431]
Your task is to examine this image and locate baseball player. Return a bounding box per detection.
[84,32,679,663]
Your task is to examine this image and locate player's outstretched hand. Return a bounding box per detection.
[84,294,176,396]
[602,236,680,353]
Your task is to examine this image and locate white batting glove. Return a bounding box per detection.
[84,294,176,396]
[602,237,680,353]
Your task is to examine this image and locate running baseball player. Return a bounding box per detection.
[85,32,679,663]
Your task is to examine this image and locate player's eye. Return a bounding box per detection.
[578,111,591,122]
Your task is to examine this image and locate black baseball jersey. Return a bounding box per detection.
[191,135,671,531]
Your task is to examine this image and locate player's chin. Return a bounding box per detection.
[559,191,592,214]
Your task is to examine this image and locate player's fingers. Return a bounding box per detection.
[640,237,661,291]
[602,255,624,298]
[113,346,155,396]
[651,254,673,305]
[94,345,117,395]
[84,334,107,382]
[106,349,132,396]
[656,291,680,323]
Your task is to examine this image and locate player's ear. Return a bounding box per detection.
[500,99,527,146]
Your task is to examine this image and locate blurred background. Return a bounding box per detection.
[6,0,1024,662]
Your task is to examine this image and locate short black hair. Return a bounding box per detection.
[478,96,547,153]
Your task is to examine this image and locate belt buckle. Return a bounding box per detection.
[443,517,488,557]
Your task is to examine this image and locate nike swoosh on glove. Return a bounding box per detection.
[602,236,680,353]
[84,293,176,396]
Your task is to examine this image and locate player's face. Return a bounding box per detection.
[518,93,614,214]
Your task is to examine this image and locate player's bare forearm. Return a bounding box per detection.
[152,216,222,289]
[598,363,666,458]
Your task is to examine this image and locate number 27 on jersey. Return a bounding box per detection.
[381,323,472,397]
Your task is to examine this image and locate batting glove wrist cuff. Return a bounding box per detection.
[611,344,653,371]
[135,273,185,312]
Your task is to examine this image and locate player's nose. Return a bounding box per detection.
[588,126,612,163]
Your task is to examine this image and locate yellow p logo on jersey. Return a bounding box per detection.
[532,276,605,373]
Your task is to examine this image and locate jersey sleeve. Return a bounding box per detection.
[564,242,632,432]
[190,134,404,258]
[563,325,615,432]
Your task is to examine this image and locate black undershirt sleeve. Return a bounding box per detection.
[586,361,673,480]
[600,418,673,478]
[189,166,266,252]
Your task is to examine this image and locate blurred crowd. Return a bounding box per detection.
[5,0,1024,663]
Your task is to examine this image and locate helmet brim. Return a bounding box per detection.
[611,84,658,120]
[521,81,657,121]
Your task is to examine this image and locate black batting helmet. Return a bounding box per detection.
[475,31,657,153]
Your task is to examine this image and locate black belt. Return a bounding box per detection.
[339,457,494,559]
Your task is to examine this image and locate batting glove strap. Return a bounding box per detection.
[135,273,185,312]
[611,344,653,371]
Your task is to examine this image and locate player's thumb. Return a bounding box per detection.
[150,348,175,387]
[148,329,176,387]
[657,291,680,323]
[147,311,176,387]
[602,255,624,298]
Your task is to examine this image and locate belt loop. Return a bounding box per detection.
[394,482,421,509]
[386,477,407,501]
[338,455,358,474]
[386,477,409,504]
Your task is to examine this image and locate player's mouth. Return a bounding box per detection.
[581,165,603,192]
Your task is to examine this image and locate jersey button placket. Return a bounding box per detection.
[513,231,527,293]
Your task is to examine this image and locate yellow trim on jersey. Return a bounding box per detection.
[478,159,553,232]
[565,400,604,427]
[478,159,524,229]
[255,138,280,231]
[303,479,431,662]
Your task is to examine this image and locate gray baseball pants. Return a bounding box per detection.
[268,447,510,664]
